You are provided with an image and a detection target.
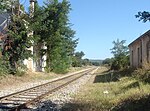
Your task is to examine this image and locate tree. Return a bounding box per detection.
[110,39,129,70]
[0,0,12,12]
[102,58,113,66]
[110,39,128,57]
[0,0,78,74]
[136,11,150,22]
[4,16,32,72]
[3,3,32,73]
[29,3,46,71]
[91,62,100,66]
[82,58,92,66]
[72,51,85,67]
[40,0,78,73]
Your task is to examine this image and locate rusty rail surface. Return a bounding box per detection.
[0,67,96,111]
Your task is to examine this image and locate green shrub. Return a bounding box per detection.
[131,68,150,83]
[15,69,26,76]
[14,61,27,76]
[46,58,70,74]
[52,60,69,74]
[0,58,10,76]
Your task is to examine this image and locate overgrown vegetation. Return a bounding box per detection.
[0,0,32,74]
[0,0,103,75]
[0,0,84,74]
[39,0,78,73]
[61,68,150,111]
[0,58,9,76]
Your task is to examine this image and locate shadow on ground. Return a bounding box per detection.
[22,100,103,111]
[61,102,102,111]
[26,94,150,111]
[93,71,120,83]
[0,100,58,111]
[111,94,150,111]
[94,68,134,83]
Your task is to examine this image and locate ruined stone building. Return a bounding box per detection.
[128,30,150,68]
[0,0,46,72]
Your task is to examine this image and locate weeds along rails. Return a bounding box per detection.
[0,67,96,111]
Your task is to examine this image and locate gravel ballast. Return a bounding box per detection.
[23,67,99,111]
[0,67,98,111]
[0,68,92,97]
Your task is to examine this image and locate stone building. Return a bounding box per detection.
[0,0,46,72]
[128,30,150,68]
[0,13,9,57]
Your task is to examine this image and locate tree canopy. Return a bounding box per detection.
[72,51,85,67]
[0,0,79,74]
[110,39,128,57]
[110,39,129,70]
[136,11,150,23]
[38,0,78,73]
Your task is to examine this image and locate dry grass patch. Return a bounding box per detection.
[0,71,59,90]
[0,67,86,90]
[61,68,150,111]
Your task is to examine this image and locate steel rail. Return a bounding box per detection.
[0,67,96,111]
[0,68,92,100]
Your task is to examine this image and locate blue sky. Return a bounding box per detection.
[22,0,150,60]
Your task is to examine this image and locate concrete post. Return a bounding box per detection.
[24,0,37,71]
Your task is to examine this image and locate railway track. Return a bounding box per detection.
[0,67,96,111]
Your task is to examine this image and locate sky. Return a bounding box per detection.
[21,0,150,60]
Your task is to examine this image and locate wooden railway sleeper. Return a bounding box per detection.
[6,97,32,101]
[21,94,41,97]
[13,96,36,99]
[3,99,28,103]
[0,100,25,106]
[26,92,45,95]
[28,90,49,94]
